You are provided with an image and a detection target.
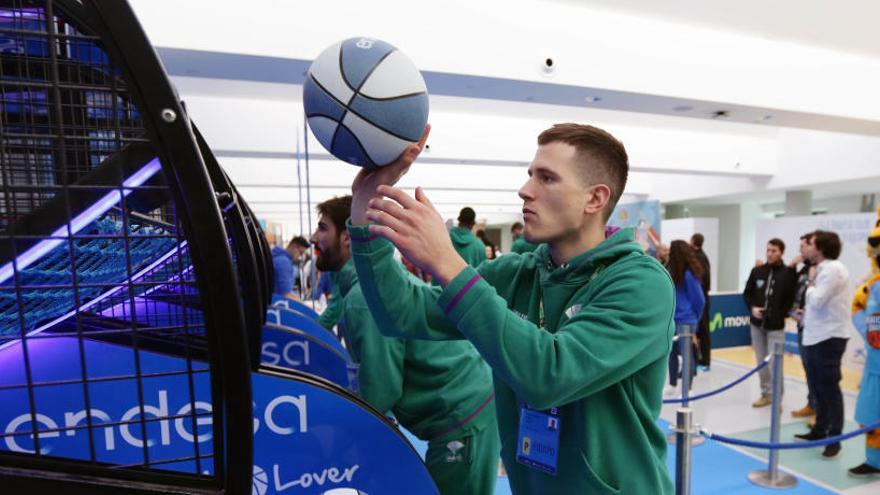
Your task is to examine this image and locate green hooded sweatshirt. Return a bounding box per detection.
[348,223,675,494]
[317,262,359,329]
[511,236,539,254]
[450,226,486,268]
[329,259,496,441]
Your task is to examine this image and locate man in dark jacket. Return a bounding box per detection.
[788,233,816,419]
[690,233,712,368]
[743,238,797,407]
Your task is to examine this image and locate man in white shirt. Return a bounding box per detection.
[794,230,852,459]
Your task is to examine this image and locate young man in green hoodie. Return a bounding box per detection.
[310,195,499,495]
[348,123,675,494]
[450,206,487,267]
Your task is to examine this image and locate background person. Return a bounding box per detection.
[690,233,712,369]
[286,236,310,295]
[795,230,853,459]
[789,234,817,420]
[476,229,498,260]
[664,240,705,396]
[448,206,486,268]
[510,221,538,254]
[742,238,797,408]
[310,195,500,495]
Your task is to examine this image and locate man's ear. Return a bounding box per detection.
[341,229,351,250]
[584,184,612,216]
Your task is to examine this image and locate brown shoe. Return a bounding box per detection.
[752,395,772,408]
[791,404,815,417]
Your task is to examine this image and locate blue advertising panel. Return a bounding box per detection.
[271,295,321,321]
[261,324,356,391]
[266,306,350,361]
[0,337,438,494]
[707,293,752,348]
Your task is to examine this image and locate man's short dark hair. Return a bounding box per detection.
[511,221,523,232]
[537,123,629,221]
[690,233,704,249]
[811,230,841,260]
[458,207,476,227]
[316,195,352,233]
[288,236,309,249]
[800,232,815,241]
[768,238,785,253]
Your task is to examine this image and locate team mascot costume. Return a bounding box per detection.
[851,207,880,476]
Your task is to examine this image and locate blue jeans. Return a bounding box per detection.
[797,327,816,408]
[803,337,848,437]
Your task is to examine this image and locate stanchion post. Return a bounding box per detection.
[675,408,693,495]
[747,342,797,488]
[668,326,703,446]
[680,326,692,407]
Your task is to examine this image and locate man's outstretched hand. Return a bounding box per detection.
[366,186,467,288]
[351,125,430,226]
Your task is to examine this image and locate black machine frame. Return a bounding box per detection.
[0,1,256,494]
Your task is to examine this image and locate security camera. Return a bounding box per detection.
[541,57,555,75]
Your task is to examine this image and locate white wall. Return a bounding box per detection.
[661,218,719,292]
[684,204,744,292]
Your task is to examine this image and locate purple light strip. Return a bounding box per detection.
[0,158,162,286]
[0,241,187,352]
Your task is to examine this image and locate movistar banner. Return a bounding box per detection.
[0,337,437,494]
[707,293,752,348]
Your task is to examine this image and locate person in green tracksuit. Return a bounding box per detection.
[316,264,355,329]
[349,123,675,494]
[510,235,539,254]
[450,207,486,267]
[510,222,539,254]
[310,195,500,495]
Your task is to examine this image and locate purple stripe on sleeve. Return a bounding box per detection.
[429,393,495,440]
[444,274,481,315]
[350,233,380,243]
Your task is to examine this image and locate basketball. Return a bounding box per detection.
[303,37,429,168]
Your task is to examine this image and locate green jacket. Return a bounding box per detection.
[450,226,486,268]
[317,263,358,329]
[511,236,539,254]
[349,223,674,494]
[329,259,496,441]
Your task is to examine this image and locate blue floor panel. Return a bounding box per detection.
[407,420,838,494]
[659,419,835,495]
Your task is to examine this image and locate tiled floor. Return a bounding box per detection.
[404,349,880,494]
[661,352,880,494]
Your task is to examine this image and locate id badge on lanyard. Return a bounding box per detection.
[516,404,561,475]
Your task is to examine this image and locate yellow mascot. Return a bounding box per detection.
[848,207,880,477]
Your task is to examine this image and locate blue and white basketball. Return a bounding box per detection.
[303,37,429,168]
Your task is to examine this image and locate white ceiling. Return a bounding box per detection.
[568,0,880,58]
[140,0,880,232]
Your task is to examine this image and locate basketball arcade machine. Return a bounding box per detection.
[0,1,438,494]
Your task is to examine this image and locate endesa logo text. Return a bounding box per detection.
[3,390,308,454]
